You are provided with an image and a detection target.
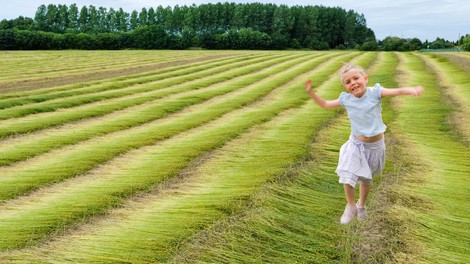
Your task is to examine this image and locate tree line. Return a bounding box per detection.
[0,2,466,51]
[0,2,376,50]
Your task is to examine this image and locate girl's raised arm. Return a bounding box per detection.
[305,80,341,109]
[381,86,425,97]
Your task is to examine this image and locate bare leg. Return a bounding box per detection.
[358,183,370,207]
[343,184,356,206]
[341,184,358,224]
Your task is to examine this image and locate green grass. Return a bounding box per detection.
[0,50,227,90]
[0,53,301,165]
[0,53,251,109]
[0,51,358,252]
[418,53,470,144]
[0,53,272,120]
[0,51,469,263]
[388,52,470,263]
[172,52,406,264]
[0,54,288,139]
[0,52,332,201]
[0,51,374,262]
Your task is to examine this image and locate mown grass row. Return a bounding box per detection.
[0,51,205,93]
[0,53,269,118]
[0,50,216,84]
[0,53,246,108]
[175,111,352,264]
[343,52,415,263]
[0,53,286,139]
[0,53,301,165]
[2,51,467,263]
[0,51,375,262]
[436,52,470,74]
[0,51,321,198]
[172,52,400,263]
[389,52,470,263]
[0,52,234,101]
[418,53,470,144]
[0,51,358,252]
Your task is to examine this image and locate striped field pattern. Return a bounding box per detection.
[0,50,468,263]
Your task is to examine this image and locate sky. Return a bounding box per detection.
[0,0,468,42]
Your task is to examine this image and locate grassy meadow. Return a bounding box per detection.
[0,50,469,263]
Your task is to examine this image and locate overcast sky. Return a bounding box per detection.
[1,0,468,41]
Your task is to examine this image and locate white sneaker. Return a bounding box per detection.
[356,200,367,220]
[340,204,357,224]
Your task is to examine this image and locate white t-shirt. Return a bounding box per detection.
[338,83,387,137]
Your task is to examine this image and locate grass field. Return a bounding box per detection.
[0,50,468,263]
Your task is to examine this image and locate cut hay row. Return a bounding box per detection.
[342,52,408,263]
[0,51,203,92]
[0,53,308,165]
[175,109,352,264]
[0,53,248,107]
[0,52,326,198]
[389,52,470,263]
[172,52,400,264]
[0,52,238,101]
[0,53,270,118]
[0,53,286,138]
[418,53,470,144]
[0,51,375,262]
[0,51,468,263]
[435,52,470,74]
[0,51,359,252]
[0,50,217,84]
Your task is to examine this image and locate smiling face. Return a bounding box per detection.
[341,69,368,98]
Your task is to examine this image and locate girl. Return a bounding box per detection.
[305,63,424,224]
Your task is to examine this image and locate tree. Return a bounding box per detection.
[429,37,454,49]
[6,2,387,50]
[115,8,129,32]
[382,36,403,51]
[147,8,156,25]
[78,6,89,32]
[107,8,117,32]
[131,25,167,49]
[130,11,139,30]
[0,16,33,30]
[139,8,149,26]
[98,7,109,31]
[57,4,69,32]
[155,6,166,26]
[68,4,79,31]
[407,38,422,50]
[88,5,100,32]
[95,33,121,49]
[380,36,423,51]
[360,40,378,51]
[45,4,61,32]
[463,34,470,51]
[0,29,16,49]
[33,5,48,31]
[271,5,293,49]
[75,33,97,49]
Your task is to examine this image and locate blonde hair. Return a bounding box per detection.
[339,63,367,80]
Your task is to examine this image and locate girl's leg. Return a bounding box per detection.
[356,183,370,220]
[343,184,356,206]
[358,183,371,207]
[341,184,357,224]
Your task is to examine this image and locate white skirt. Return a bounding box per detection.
[335,135,385,187]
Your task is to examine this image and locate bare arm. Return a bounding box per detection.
[381,86,425,97]
[305,80,341,109]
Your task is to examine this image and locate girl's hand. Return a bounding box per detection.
[412,86,425,96]
[305,80,312,92]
